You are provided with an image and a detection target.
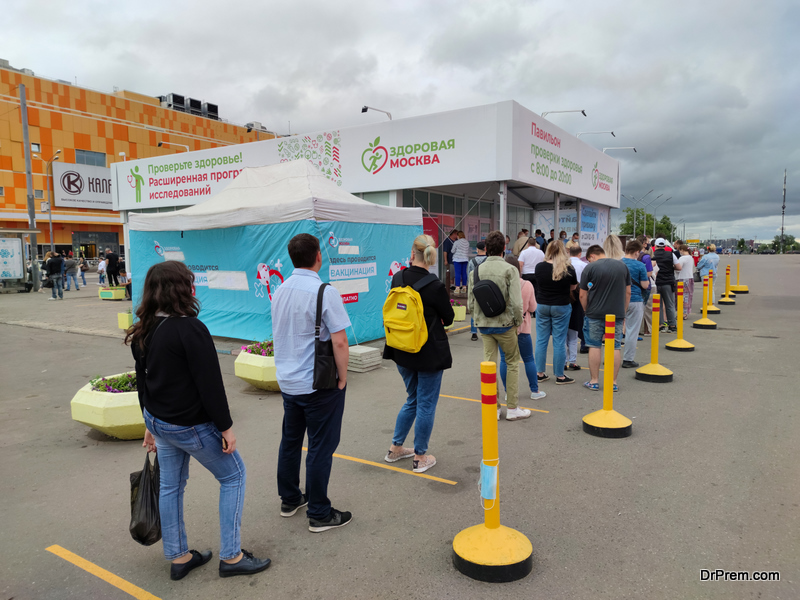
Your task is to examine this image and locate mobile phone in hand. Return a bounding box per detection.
[222,437,228,450]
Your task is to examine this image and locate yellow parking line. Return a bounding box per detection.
[302,447,457,485]
[448,325,470,333]
[440,394,549,414]
[46,545,160,600]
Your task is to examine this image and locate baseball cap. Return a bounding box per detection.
[655,238,667,247]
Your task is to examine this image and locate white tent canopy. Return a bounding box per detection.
[128,160,422,232]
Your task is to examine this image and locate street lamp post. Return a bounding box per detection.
[541,109,587,118]
[576,131,615,138]
[361,106,392,120]
[652,197,672,238]
[157,142,190,152]
[621,190,657,237]
[33,150,61,253]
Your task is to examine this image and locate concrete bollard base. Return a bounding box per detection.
[453,524,533,583]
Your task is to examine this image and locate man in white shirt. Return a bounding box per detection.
[272,233,352,533]
[567,245,588,363]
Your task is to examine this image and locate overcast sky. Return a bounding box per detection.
[6,0,798,241]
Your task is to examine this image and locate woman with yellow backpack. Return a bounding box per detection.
[382,234,454,474]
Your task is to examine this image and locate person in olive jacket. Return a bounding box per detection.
[383,234,454,474]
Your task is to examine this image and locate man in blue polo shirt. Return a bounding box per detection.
[272,233,352,533]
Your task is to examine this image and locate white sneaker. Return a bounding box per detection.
[497,407,503,421]
[48,297,57,301]
[530,391,547,400]
[506,407,532,421]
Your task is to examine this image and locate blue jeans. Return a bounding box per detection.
[500,332,538,393]
[393,365,443,456]
[79,270,87,286]
[98,272,105,284]
[143,411,246,561]
[535,304,572,377]
[277,386,346,520]
[454,261,468,287]
[65,272,79,290]
[470,318,477,334]
[50,274,63,299]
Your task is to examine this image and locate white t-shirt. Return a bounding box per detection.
[676,255,694,280]
[518,246,545,275]
[570,256,587,282]
[96,260,106,273]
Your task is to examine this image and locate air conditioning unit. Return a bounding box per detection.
[202,102,219,120]
[187,98,202,115]
[246,121,263,131]
[166,93,186,112]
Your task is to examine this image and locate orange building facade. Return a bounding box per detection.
[0,64,272,258]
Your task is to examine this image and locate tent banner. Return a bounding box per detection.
[130,221,421,344]
[579,200,610,253]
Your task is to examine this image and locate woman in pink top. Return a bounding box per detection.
[498,256,547,401]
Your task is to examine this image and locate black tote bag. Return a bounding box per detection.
[313,283,338,390]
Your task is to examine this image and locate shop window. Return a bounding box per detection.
[0,187,4,196]
[75,149,106,167]
[414,190,429,211]
[443,196,455,215]
[34,189,44,199]
[468,199,477,216]
[507,206,517,221]
[402,190,414,208]
[429,193,442,214]
[31,143,41,153]
[455,197,463,215]
[480,202,493,219]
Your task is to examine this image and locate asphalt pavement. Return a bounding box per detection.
[1,255,798,600]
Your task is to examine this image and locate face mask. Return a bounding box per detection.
[480,462,498,500]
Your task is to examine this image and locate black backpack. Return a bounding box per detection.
[472,262,507,317]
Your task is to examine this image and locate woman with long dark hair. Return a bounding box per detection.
[127,261,269,580]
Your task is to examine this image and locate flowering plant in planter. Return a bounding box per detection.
[450,299,462,307]
[241,339,274,357]
[90,372,137,393]
[235,339,279,391]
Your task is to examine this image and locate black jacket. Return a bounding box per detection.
[383,266,454,372]
[132,316,233,431]
[653,248,676,286]
[46,256,63,276]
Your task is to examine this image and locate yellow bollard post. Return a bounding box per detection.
[730,258,749,294]
[452,362,533,582]
[706,269,721,314]
[636,295,673,382]
[719,265,736,305]
[666,282,695,351]
[582,315,632,437]
[692,276,717,329]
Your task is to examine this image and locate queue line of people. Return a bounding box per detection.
[128,229,712,583]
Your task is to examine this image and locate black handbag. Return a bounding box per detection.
[313,283,339,390]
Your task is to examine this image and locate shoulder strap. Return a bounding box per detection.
[411,273,438,292]
[473,261,481,284]
[315,283,330,341]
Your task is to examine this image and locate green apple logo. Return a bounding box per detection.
[361,136,388,174]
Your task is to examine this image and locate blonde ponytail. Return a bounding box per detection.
[412,234,437,267]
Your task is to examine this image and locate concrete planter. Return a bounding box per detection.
[452,305,467,321]
[118,312,133,329]
[70,373,145,440]
[99,287,127,301]
[234,352,280,392]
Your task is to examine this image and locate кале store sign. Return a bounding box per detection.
[52,163,114,210]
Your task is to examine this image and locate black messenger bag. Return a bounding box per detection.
[472,263,507,318]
